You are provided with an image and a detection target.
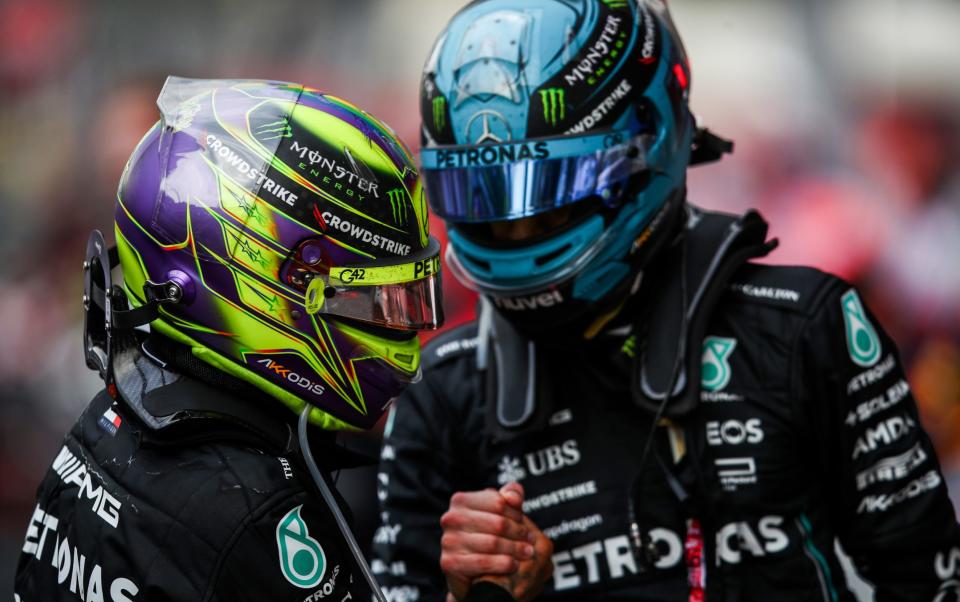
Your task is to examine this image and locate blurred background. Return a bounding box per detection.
[1,0,958,597]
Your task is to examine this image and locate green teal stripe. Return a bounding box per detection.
[798,514,839,602]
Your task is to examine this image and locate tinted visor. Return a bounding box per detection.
[420,128,655,223]
[304,237,444,330]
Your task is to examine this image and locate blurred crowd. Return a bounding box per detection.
[1,0,958,595]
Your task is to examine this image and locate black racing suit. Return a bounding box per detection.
[13,339,371,602]
[372,263,960,600]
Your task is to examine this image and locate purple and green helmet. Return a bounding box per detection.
[115,77,443,431]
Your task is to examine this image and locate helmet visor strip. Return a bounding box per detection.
[303,237,445,331]
[420,128,655,223]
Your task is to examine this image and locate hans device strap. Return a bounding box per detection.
[632,207,777,417]
[82,229,186,385]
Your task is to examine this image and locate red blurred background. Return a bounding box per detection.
[1,0,958,596]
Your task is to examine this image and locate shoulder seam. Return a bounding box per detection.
[203,486,307,601]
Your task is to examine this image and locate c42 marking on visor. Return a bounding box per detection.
[702,337,737,392]
[842,289,881,367]
[277,505,326,588]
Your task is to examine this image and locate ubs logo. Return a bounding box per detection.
[466,110,513,144]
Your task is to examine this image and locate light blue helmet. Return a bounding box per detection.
[420,0,704,335]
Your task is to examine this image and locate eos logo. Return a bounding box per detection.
[706,419,764,446]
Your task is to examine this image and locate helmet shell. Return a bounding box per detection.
[421,0,694,332]
[117,78,429,430]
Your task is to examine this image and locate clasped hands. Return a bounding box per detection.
[440,483,554,602]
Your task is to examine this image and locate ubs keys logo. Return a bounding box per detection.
[702,336,737,392]
[276,505,327,588]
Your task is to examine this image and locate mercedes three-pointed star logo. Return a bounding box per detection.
[465,110,513,144]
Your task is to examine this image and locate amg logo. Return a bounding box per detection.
[50,446,122,528]
[493,290,564,311]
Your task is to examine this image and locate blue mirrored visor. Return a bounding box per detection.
[420,129,654,222]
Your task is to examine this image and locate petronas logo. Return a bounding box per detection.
[276,505,326,588]
[702,336,737,392]
[387,188,408,225]
[841,289,881,367]
[432,96,447,132]
[539,88,566,127]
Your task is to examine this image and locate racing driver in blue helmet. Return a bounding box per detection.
[371,0,960,600]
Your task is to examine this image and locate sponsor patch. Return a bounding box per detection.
[98,406,123,436]
[855,443,927,491]
[715,457,757,491]
[841,289,882,367]
[276,505,327,588]
[701,337,737,392]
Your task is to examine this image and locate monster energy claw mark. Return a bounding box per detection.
[432,97,447,132]
[256,117,294,140]
[276,505,326,588]
[387,188,408,225]
[539,88,566,127]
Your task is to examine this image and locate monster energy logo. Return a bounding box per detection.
[539,88,566,127]
[387,188,408,225]
[256,117,293,140]
[432,96,447,132]
[602,0,629,7]
[276,505,326,588]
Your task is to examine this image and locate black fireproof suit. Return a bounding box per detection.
[13,339,372,602]
[372,257,960,600]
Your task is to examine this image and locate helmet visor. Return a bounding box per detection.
[420,128,654,223]
[304,237,445,330]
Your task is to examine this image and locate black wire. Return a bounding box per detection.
[298,407,387,602]
[627,229,690,565]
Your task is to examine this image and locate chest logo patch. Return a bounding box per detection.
[277,505,326,588]
[841,289,881,367]
[702,337,737,392]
